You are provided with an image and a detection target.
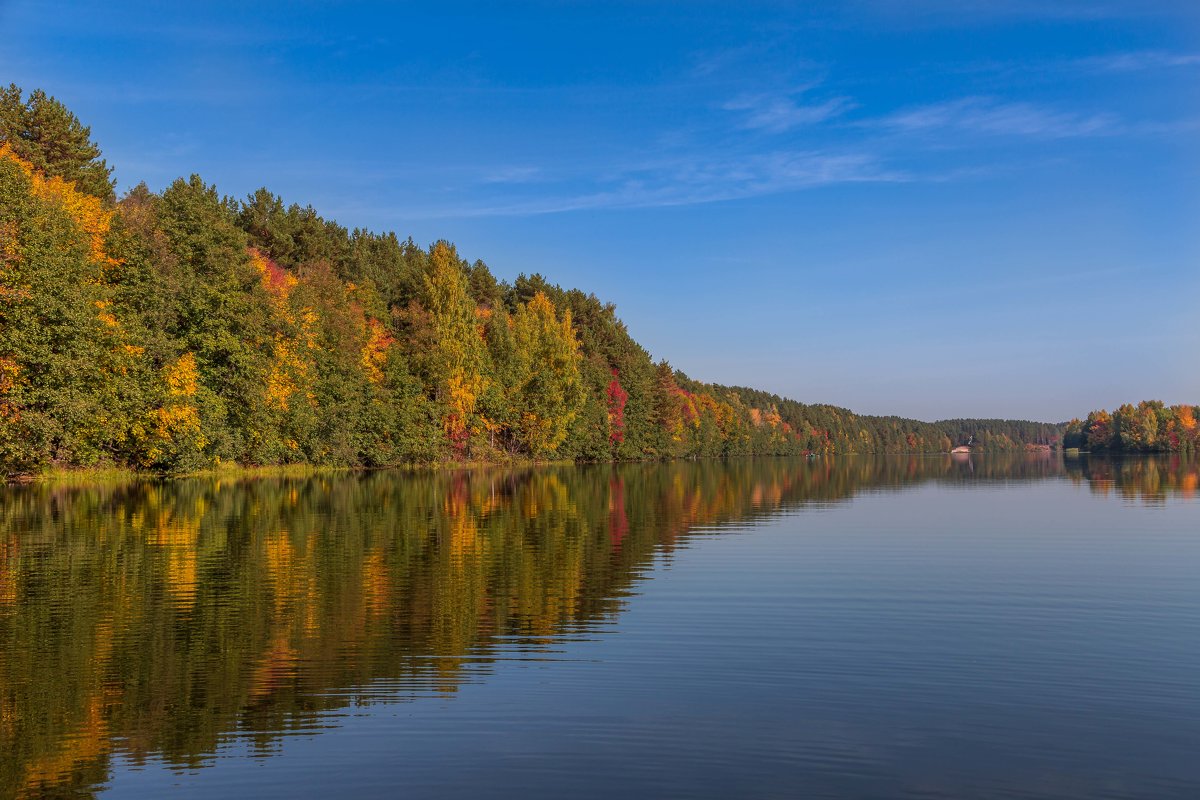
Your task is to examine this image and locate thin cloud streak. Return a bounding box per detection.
[1079,50,1200,72]
[385,151,907,219]
[480,166,545,184]
[723,92,856,133]
[881,97,1118,138]
[851,0,1176,24]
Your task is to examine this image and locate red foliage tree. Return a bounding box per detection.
[605,369,628,445]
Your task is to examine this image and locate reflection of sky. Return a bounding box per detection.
[2,1,1197,421]
[102,480,1200,799]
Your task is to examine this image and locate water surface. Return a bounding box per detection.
[2,455,1198,798]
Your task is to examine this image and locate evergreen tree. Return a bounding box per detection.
[0,85,115,200]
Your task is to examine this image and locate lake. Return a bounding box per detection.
[2,454,1198,799]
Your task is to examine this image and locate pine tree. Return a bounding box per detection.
[0,85,115,200]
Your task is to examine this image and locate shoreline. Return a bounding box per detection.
[13,448,1187,489]
[7,457,586,487]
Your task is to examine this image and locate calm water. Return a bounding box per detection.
[2,455,1198,799]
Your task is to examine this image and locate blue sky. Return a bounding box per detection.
[2,0,1197,421]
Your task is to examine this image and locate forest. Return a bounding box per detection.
[1,85,1180,478]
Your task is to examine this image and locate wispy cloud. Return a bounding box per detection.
[688,43,774,79]
[851,0,1170,24]
[881,97,1117,138]
[723,91,856,133]
[480,166,544,185]
[1128,117,1200,136]
[1079,50,1200,72]
[394,150,905,218]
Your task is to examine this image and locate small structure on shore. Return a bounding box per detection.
[950,436,974,454]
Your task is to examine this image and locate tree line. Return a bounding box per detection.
[1,86,1081,477]
[1063,401,1200,454]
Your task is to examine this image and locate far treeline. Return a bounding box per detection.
[1063,401,1200,454]
[0,86,1185,477]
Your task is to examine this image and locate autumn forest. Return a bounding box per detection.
[0,86,1194,479]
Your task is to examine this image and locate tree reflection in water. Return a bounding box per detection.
[0,454,1194,797]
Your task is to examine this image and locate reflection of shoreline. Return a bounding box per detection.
[1064,453,1200,502]
[0,454,1196,797]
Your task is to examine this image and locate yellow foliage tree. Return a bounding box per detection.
[422,242,488,454]
[137,353,206,471]
[508,292,585,457]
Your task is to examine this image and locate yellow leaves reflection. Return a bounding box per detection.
[1,455,1196,795]
[146,506,201,613]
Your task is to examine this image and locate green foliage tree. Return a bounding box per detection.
[0,84,115,200]
[155,175,276,464]
[0,147,141,474]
